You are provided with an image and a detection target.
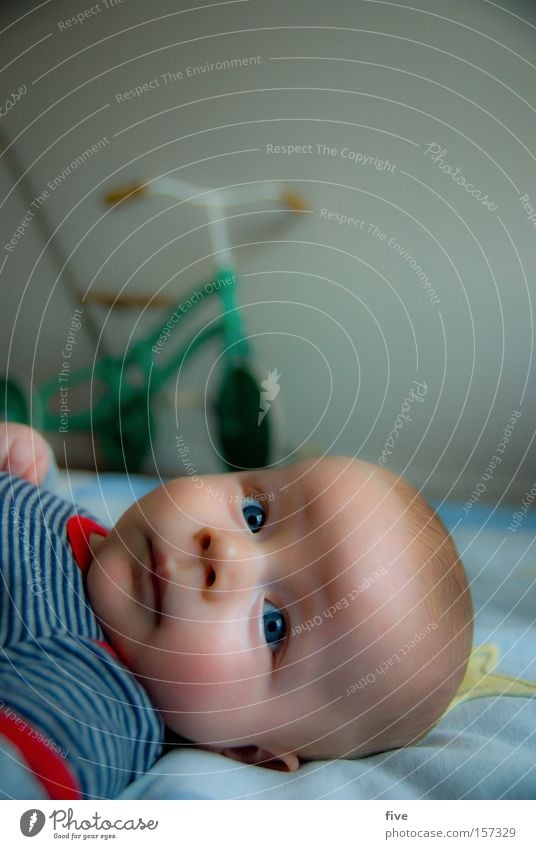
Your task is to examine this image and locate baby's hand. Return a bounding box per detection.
[0,422,52,485]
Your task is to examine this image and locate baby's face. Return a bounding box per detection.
[87,457,435,762]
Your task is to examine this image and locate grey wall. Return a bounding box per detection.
[0,0,535,504]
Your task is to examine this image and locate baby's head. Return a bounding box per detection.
[87,456,473,770]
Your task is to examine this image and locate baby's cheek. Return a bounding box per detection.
[155,640,247,689]
[140,642,252,712]
[153,676,259,745]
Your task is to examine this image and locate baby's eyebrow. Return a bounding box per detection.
[278,476,328,524]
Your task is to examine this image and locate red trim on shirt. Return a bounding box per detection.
[92,640,120,661]
[0,711,81,799]
[66,514,108,573]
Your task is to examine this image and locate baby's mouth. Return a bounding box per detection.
[148,542,165,623]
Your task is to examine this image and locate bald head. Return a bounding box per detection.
[296,461,474,760]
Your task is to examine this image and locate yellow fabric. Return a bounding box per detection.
[447,643,536,712]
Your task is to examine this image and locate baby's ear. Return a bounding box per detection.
[200,744,300,772]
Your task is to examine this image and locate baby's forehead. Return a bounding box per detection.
[265,456,385,506]
[269,458,407,534]
[242,458,421,584]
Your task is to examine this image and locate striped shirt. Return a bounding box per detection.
[0,472,163,799]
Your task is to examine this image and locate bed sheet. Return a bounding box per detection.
[54,471,536,799]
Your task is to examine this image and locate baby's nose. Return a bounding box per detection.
[195,527,259,593]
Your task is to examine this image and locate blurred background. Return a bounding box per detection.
[0,0,535,504]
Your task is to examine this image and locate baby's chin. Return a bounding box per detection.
[88,531,108,559]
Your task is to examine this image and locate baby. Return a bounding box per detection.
[0,422,473,796]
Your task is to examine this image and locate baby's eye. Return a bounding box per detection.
[263,600,287,652]
[241,496,267,533]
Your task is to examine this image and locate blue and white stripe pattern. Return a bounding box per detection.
[0,472,163,798]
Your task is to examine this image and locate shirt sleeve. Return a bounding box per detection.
[0,637,163,799]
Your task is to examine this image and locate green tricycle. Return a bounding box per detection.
[1,177,307,473]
